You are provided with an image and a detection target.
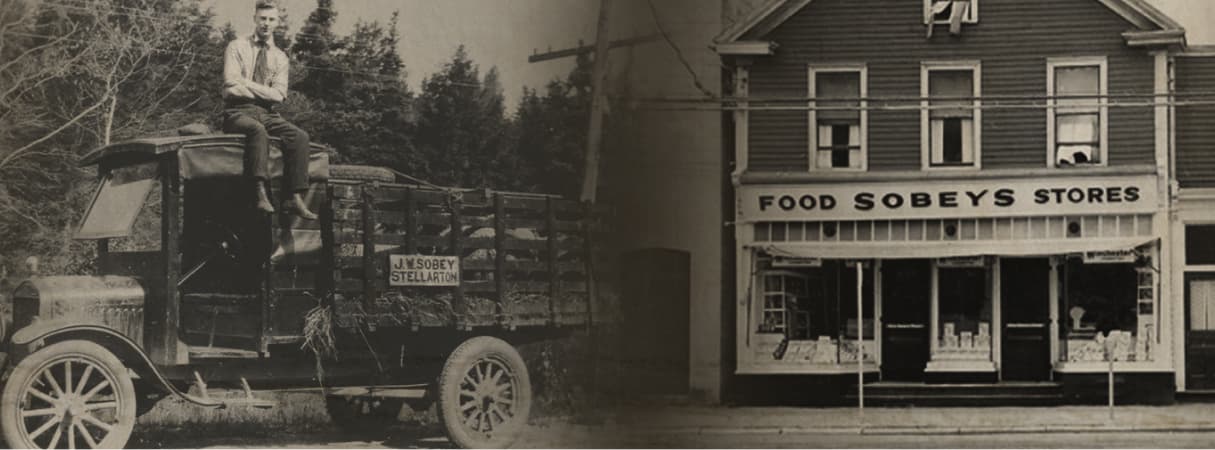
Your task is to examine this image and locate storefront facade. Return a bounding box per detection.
[736,175,1168,381]
[1172,50,1215,392]
[716,0,1188,402]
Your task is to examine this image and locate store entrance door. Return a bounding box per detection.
[1000,258,1052,381]
[881,259,931,381]
[1185,273,1215,390]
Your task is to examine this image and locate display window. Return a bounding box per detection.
[749,256,876,367]
[935,265,993,362]
[1059,250,1157,363]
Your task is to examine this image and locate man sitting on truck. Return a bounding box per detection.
[221,0,316,220]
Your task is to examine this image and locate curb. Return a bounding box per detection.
[610,423,1215,436]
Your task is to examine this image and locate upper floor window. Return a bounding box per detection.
[925,0,978,24]
[1048,57,1108,167]
[809,65,867,171]
[922,62,981,169]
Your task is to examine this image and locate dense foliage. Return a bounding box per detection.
[0,0,594,275]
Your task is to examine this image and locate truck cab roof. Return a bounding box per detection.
[80,134,330,181]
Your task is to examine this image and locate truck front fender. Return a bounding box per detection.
[8,321,224,408]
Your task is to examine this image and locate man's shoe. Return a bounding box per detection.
[255,183,275,214]
[287,193,318,220]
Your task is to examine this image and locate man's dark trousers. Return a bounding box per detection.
[222,102,310,193]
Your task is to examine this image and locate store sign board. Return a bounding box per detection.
[739,175,1158,222]
[1083,249,1137,264]
[772,256,822,268]
[389,255,460,286]
[938,256,987,268]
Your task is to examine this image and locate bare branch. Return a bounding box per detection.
[0,23,80,74]
[0,96,107,170]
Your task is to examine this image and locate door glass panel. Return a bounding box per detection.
[1192,279,1215,331]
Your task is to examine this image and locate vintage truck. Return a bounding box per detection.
[0,134,614,449]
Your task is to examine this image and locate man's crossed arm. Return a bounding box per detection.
[223,41,288,103]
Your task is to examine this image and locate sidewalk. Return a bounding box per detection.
[541,403,1215,437]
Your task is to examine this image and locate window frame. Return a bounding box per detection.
[1047,56,1109,168]
[923,0,979,25]
[757,270,807,335]
[921,60,982,171]
[808,64,868,172]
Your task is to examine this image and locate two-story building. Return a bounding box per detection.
[713,0,1195,404]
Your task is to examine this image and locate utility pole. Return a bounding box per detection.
[580,0,614,204]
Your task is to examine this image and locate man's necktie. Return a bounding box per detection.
[252,40,269,85]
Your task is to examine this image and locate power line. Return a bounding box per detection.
[644,0,715,98]
[37,0,351,41]
[620,99,1215,112]
[3,30,410,83]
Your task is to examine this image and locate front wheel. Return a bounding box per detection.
[1,340,138,449]
[437,336,532,449]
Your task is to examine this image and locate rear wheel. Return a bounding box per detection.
[437,336,532,448]
[1,340,137,449]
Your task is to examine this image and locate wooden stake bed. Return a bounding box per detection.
[325,180,616,330]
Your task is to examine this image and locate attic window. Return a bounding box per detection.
[925,0,977,25]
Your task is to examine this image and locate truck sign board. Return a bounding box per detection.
[389,255,461,286]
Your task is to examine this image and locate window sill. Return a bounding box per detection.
[924,164,982,172]
[736,362,880,375]
[1054,361,1171,373]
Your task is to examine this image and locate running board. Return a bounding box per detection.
[325,384,431,399]
[183,372,276,409]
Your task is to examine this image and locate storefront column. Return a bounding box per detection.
[874,260,884,368]
[993,258,1003,380]
[736,231,754,362]
[1049,257,1061,372]
[930,260,939,357]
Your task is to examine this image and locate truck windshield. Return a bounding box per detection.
[76,162,159,240]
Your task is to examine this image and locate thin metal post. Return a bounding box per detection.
[1105,335,1116,422]
[1108,357,1115,421]
[857,261,864,424]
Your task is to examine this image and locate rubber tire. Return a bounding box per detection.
[324,395,404,436]
[329,164,396,183]
[1,340,137,449]
[437,336,532,449]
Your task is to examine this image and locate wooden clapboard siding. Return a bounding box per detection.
[1176,55,1215,188]
[744,0,1157,172]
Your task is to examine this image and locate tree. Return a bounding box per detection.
[414,46,510,188]
[284,4,416,171]
[290,0,340,101]
[507,52,592,197]
[0,0,222,274]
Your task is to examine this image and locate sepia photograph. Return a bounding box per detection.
[1,0,1215,448]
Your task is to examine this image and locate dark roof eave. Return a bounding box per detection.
[1122,29,1187,47]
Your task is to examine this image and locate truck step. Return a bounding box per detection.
[188,346,260,359]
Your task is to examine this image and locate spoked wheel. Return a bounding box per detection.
[1,340,137,449]
[437,336,532,449]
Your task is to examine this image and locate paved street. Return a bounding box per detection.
[126,399,1215,448]
[623,431,1215,449]
[129,427,1215,448]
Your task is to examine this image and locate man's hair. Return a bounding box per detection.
[255,0,277,11]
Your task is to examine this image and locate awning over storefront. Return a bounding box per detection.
[752,236,1157,260]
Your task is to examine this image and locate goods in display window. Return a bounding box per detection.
[1059,247,1157,363]
[936,321,992,360]
[748,255,876,368]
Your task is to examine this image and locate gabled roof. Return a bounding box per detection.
[715,0,1185,46]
